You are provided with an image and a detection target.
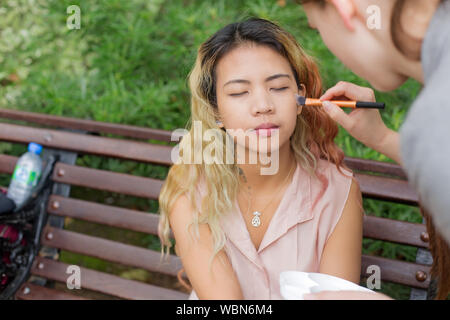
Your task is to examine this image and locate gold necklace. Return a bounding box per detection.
[239,162,296,228]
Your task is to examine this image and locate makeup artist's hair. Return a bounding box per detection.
[296,0,450,300]
[158,17,349,288]
[421,208,450,300]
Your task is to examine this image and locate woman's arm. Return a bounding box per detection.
[374,128,402,165]
[169,194,244,299]
[319,179,363,284]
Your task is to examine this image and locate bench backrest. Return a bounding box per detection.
[0,108,432,300]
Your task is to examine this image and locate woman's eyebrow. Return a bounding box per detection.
[223,74,290,88]
[265,74,290,82]
[223,79,250,88]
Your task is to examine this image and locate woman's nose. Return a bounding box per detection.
[252,94,274,115]
[255,104,273,115]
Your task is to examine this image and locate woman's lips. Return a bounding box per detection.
[254,126,279,137]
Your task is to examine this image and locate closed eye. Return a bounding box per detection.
[272,87,288,92]
[229,92,248,97]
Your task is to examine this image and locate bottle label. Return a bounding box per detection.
[12,165,38,187]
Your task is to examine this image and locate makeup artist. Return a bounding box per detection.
[296,0,450,299]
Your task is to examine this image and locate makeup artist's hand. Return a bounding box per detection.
[320,81,402,165]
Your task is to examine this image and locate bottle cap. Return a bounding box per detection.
[28,142,43,155]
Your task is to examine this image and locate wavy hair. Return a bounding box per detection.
[157,18,347,287]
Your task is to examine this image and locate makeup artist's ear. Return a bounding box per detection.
[330,0,357,31]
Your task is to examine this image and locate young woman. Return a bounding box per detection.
[297,0,450,299]
[158,18,363,300]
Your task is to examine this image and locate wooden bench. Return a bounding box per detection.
[0,108,433,300]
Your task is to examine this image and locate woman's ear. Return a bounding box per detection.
[298,84,306,97]
[330,0,357,31]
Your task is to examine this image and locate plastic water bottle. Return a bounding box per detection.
[6,142,43,208]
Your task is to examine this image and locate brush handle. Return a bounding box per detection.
[305,98,385,109]
[328,100,385,109]
[355,101,385,109]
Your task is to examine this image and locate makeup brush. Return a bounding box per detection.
[296,95,385,109]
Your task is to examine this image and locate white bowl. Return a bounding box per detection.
[280,271,374,300]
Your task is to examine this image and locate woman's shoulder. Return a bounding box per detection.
[307,160,361,244]
[308,159,357,210]
[315,158,353,181]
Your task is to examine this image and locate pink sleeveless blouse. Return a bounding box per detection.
[187,159,354,300]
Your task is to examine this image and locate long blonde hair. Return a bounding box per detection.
[158,18,346,275]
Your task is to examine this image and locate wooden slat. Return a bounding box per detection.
[0,154,16,174]
[0,123,173,166]
[355,172,418,205]
[47,195,174,238]
[344,156,407,179]
[361,255,431,289]
[41,226,182,278]
[49,193,427,248]
[15,282,88,300]
[41,226,431,290]
[0,154,419,205]
[0,108,174,142]
[0,155,164,199]
[51,162,164,199]
[30,257,188,300]
[363,215,428,248]
[48,199,430,264]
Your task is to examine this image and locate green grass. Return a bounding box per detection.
[0,0,424,300]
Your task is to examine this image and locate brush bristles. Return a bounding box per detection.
[296,95,306,106]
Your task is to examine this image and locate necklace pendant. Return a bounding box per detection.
[251,211,261,227]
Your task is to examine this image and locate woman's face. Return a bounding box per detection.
[215,44,304,156]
